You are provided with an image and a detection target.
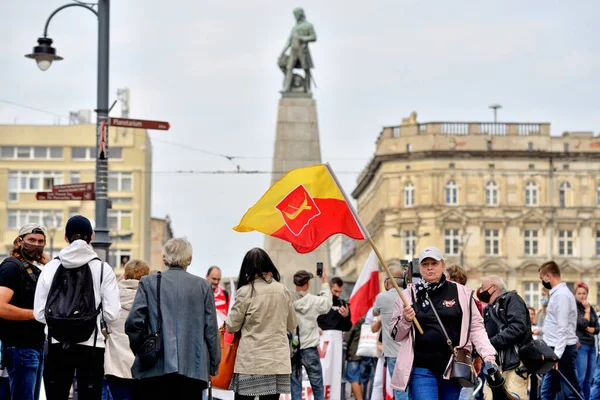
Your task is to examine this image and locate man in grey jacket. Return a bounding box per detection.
[291,269,332,400]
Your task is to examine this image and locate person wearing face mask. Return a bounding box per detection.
[0,224,48,400]
[479,275,532,400]
[538,261,582,399]
[533,290,549,341]
[573,282,599,400]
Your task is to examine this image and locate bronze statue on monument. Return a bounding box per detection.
[278,8,316,95]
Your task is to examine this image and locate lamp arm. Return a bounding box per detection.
[43,3,98,37]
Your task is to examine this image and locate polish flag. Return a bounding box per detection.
[349,250,380,324]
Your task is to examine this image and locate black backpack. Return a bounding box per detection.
[45,258,103,348]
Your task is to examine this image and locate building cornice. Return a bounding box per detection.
[352,150,600,198]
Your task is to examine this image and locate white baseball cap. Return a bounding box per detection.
[418,246,444,264]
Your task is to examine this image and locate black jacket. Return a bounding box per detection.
[317,296,352,332]
[576,301,599,346]
[483,290,532,370]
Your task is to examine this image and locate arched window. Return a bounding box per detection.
[404,183,415,207]
[559,181,571,208]
[525,181,538,206]
[485,181,498,206]
[445,181,458,205]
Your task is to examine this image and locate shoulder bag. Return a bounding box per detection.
[427,291,477,388]
[137,272,162,367]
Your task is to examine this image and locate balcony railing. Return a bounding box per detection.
[386,122,549,137]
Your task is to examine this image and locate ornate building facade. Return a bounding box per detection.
[339,117,600,308]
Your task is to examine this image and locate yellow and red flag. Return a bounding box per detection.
[234,164,369,253]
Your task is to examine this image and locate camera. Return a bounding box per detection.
[316,262,323,277]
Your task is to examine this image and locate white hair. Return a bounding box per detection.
[485,275,506,290]
[162,237,193,269]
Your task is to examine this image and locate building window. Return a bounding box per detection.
[7,210,63,230]
[108,249,132,271]
[559,182,571,208]
[525,181,538,206]
[485,181,498,206]
[406,144,412,153]
[485,229,500,255]
[110,197,133,204]
[487,140,492,151]
[0,146,63,159]
[71,147,97,160]
[404,183,414,207]
[445,181,458,205]
[596,231,600,256]
[449,163,455,169]
[524,230,539,256]
[489,163,495,169]
[108,172,133,191]
[528,142,534,151]
[108,210,132,231]
[7,171,64,198]
[392,127,400,137]
[403,230,416,259]
[110,147,123,160]
[558,230,573,256]
[597,185,600,207]
[444,229,460,256]
[523,281,540,309]
[70,172,80,184]
[564,143,569,153]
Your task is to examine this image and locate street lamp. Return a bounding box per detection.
[489,104,502,123]
[26,0,112,262]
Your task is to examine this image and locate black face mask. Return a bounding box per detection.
[21,242,44,261]
[478,287,495,304]
[541,279,552,290]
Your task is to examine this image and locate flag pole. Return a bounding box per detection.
[324,163,423,334]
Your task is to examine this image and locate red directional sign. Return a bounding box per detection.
[36,191,95,201]
[109,117,170,131]
[52,182,95,193]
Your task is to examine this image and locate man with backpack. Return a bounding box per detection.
[0,223,48,400]
[480,275,532,400]
[33,215,120,400]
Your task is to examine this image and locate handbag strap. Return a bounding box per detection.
[156,272,162,334]
[426,292,456,355]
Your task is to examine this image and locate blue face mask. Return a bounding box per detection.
[540,295,549,306]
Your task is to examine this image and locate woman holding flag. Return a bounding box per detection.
[389,246,497,400]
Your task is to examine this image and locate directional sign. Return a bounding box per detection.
[36,191,95,201]
[109,117,170,131]
[52,182,95,193]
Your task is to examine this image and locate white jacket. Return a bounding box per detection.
[293,283,332,350]
[105,279,138,378]
[33,240,120,348]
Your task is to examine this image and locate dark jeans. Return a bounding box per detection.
[408,367,462,400]
[291,347,324,400]
[106,375,135,400]
[4,346,44,400]
[44,344,104,400]
[576,343,596,399]
[0,377,10,399]
[541,344,583,400]
[134,373,207,400]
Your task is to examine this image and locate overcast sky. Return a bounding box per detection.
[2,0,599,279]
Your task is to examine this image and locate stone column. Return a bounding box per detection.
[265,93,331,289]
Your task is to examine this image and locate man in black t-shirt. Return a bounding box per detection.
[0,223,47,400]
[317,277,352,332]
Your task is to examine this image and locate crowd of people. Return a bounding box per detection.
[1,218,600,400]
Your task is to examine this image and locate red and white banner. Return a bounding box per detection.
[371,356,393,400]
[279,330,343,400]
[349,250,380,324]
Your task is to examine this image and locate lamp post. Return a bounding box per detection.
[26,0,112,262]
[459,232,472,267]
[489,104,502,123]
[43,215,58,259]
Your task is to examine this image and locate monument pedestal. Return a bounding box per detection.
[265,94,331,289]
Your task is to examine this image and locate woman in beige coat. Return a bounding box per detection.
[226,248,297,400]
[104,259,149,399]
